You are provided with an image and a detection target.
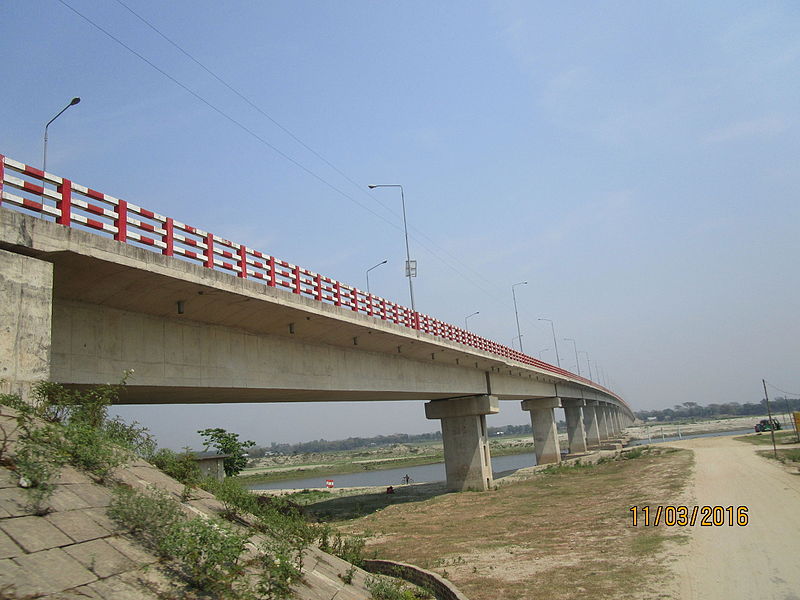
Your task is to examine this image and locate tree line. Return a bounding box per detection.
[634,397,800,422]
[246,423,534,457]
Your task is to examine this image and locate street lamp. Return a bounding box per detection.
[43,97,81,176]
[538,318,561,368]
[464,311,479,331]
[368,184,415,312]
[578,350,593,380]
[538,347,550,360]
[563,338,581,376]
[365,259,387,294]
[511,281,527,353]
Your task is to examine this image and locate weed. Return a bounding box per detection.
[160,517,250,594]
[366,576,433,600]
[108,487,184,550]
[14,422,67,514]
[151,448,201,487]
[339,565,357,584]
[623,448,644,460]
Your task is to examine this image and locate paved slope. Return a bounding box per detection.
[0,405,372,599]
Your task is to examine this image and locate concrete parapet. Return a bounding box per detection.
[362,559,470,600]
[521,397,562,465]
[425,396,498,491]
[0,249,53,400]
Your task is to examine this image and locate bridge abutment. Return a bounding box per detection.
[425,395,499,491]
[562,398,588,454]
[0,249,53,400]
[522,397,562,465]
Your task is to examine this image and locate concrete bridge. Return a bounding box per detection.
[0,153,634,491]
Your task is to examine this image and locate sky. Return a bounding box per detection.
[2,1,799,449]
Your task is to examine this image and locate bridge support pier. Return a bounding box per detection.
[425,395,499,492]
[0,249,53,400]
[522,397,562,465]
[583,402,601,448]
[611,408,622,435]
[597,403,612,440]
[562,399,588,454]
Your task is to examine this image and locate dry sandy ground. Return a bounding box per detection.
[626,414,781,440]
[664,435,800,600]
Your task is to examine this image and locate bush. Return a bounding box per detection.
[62,421,127,482]
[108,487,184,548]
[151,448,201,487]
[366,576,432,600]
[14,422,67,514]
[160,517,250,594]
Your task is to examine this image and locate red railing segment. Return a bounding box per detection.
[0,154,627,406]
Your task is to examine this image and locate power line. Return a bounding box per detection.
[112,0,505,298]
[55,0,600,383]
[57,0,508,308]
[766,381,800,397]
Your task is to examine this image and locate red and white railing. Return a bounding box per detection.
[0,153,626,406]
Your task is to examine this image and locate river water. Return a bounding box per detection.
[247,452,539,491]
[247,428,757,491]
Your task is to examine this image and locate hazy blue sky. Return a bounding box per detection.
[3,1,798,449]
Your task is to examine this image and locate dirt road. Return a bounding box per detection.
[666,435,800,600]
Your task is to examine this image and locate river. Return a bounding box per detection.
[247,428,757,491]
[247,451,539,490]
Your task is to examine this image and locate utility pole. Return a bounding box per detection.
[762,379,777,459]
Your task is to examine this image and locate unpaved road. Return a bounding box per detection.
[666,435,800,600]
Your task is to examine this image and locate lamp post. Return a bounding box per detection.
[538,318,561,368]
[464,311,479,331]
[563,338,581,376]
[365,259,387,294]
[368,184,415,312]
[538,347,550,360]
[579,350,593,380]
[511,281,527,353]
[43,97,81,176]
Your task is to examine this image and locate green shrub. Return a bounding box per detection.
[151,448,201,486]
[103,417,157,460]
[254,539,304,600]
[366,576,432,600]
[14,422,67,514]
[108,487,184,551]
[160,517,250,594]
[62,421,127,482]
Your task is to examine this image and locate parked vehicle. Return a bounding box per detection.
[754,419,781,433]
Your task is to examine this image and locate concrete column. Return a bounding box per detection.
[583,402,601,448]
[521,397,562,465]
[562,398,588,454]
[597,403,611,440]
[425,395,499,491]
[0,249,53,400]
[612,408,622,434]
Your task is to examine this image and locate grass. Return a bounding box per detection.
[733,430,798,446]
[756,448,800,463]
[324,447,694,600]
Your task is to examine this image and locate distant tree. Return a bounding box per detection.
[197,428,255,477]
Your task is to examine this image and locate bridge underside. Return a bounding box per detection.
[1,208,635,492]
